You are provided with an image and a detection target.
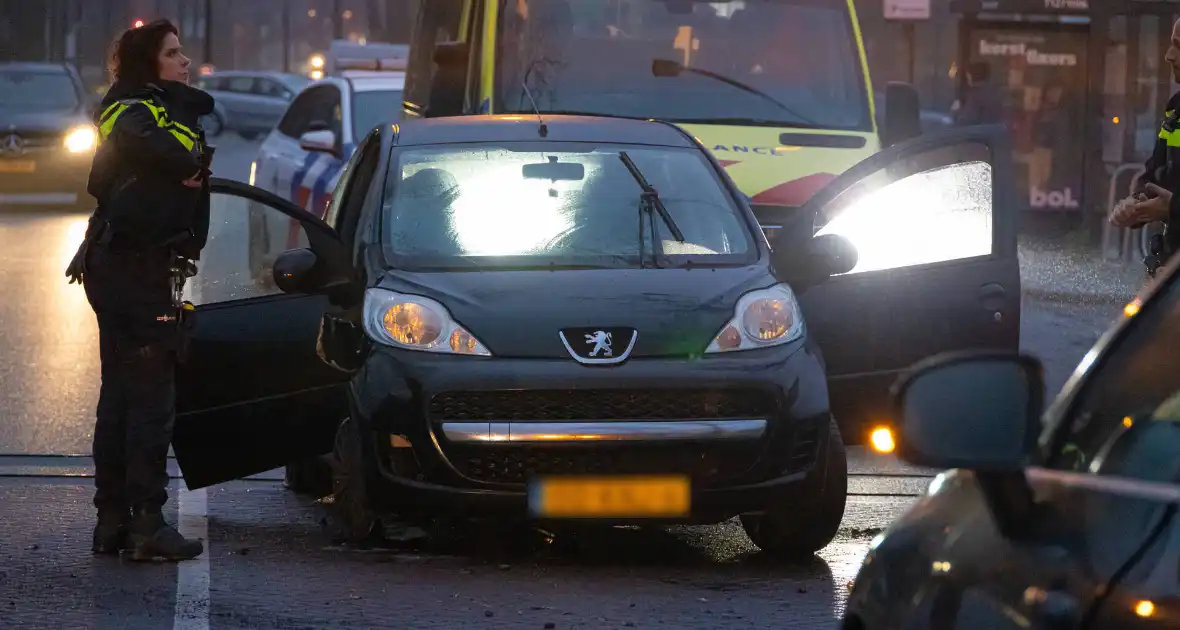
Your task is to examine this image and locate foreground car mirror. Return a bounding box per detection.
[771,232,858,292]
[892,351,1044,471]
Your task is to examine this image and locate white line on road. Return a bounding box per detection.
[174,484,210,630]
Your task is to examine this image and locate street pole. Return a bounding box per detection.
[203,0,212,67]
[282,0,290,72]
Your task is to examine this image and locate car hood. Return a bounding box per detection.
[376,266,779,359]
[0,106,87,133]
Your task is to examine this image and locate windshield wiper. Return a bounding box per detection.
[618,151,685,269]
[651,59,820,128]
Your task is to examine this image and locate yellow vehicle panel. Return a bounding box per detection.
[678,125,879,207]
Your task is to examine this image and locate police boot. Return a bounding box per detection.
[91,507,130,555]
[126,507,204,562]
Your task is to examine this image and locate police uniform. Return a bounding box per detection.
[1138,92,1180,275]
[66,79,212,561]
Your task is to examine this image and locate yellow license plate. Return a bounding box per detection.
[0,160,35,173]
[530,475,690,518]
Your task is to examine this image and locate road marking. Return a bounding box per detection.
[174,484,210,630]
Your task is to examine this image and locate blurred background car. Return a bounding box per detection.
[194,70,311,140]
[0,61,97,211]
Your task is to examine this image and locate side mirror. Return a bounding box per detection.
[299,129,337,155]
[273,248,322,294]
[652,58,684,77]
[891,352,1044,471]
[881,82,922,147]
[771,232,858,293]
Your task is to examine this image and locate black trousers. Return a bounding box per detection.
[83,245,179,513]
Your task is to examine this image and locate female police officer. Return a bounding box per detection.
[66,19,213,561]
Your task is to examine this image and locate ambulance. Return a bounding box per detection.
[399,0,924,234]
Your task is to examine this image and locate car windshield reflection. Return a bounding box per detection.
[380,141,757,270]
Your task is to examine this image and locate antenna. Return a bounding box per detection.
[520,80,548,138]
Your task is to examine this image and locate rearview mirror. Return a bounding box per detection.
[273,248,322,294]
[299,129,336,155]
[891,352,1044,472]
[522,160,585,181]
[652,58,684,78]
[881,82,922,147]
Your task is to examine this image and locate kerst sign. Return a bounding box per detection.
[885,0,931,20]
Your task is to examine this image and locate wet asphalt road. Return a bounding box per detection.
[0,137,1125,628]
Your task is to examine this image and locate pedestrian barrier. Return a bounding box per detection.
[1101,162,1165,264]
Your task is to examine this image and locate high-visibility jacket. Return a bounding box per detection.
[85,80,215,260]
[1140,91,1180,272]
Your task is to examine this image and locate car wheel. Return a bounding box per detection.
[740,418,847,559]
[200,112,223,137]
[283,455,333,498]
[330,417,384,546]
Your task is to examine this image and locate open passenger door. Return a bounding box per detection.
[171,178,354,489]
[779,124,1021,441]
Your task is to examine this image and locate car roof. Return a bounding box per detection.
[393,115,699,148]
[345,74,405,91]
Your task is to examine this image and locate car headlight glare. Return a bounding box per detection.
[64,126,97,153]
[706,284,804,353]
[364,289,490,356]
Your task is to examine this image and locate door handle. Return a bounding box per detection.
[978,283,1007,318]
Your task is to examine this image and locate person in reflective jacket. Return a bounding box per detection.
[65,19,211,561]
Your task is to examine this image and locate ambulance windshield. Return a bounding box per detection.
[495,0,870,131]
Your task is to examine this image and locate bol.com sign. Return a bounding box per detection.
[1031,187,1080,209]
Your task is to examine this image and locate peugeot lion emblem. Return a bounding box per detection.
[1,134,25,156]
[559,327,638,365]
[584,331,613,357]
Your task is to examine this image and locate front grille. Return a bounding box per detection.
[447,442,762,485]
[429,389,776,422]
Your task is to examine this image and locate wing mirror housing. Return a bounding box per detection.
[273,248,322,294]
[891,351,1045,538]
[299,129,337,155]
[771,231,858,293]
[881,82,922,147]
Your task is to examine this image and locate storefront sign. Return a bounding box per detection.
[884,0,931,20]
[950,0,1089,14]
[978,39,1079,66]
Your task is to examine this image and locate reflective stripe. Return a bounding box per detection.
[97,98,199,151]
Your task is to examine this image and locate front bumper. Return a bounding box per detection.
[351,338,834,521]
[0,148,92,208]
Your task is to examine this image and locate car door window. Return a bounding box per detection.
[277,85,339,139]
[1050,280,1180,482]
[227,76,257,94]
[184,188,312,307]
[253,79,286,99]
[323,129,376,230]
[812,142,995,276]
[277,91,316,138]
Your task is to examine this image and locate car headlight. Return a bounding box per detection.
[64,126,97,153]
[705,284,804,353]
[362,288,491,356]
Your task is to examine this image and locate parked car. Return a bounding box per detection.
[170,114,1019,557]
[844,271,1180,627]
[0,62,97,210]
[195,71,310,139]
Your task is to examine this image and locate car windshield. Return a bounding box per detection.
[352,89,403,140]
[381,141,756,270]
[0,70,78,109]
[495,0,869,130]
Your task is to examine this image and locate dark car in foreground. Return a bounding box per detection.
[169,114,1019,557]
[844,276,1180,626]
[0,62,97,210]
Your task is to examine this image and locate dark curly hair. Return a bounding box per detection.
[107,18,178,86]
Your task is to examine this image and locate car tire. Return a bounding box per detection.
[283,456,333,498]
[200,112,223,137]
[329,417,384,546]
[740,418,847,559]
